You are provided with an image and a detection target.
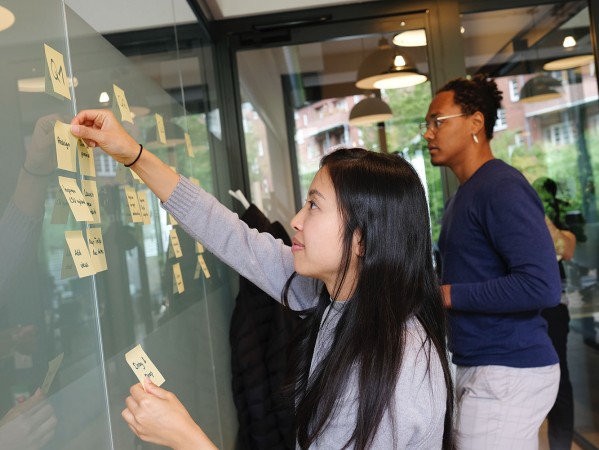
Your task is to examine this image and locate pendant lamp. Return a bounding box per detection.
[355,38,427,90]
[543,35,594,71]
[519,75,561,103]
[348,96,393,126]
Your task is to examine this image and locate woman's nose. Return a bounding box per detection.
[290,208,304,231]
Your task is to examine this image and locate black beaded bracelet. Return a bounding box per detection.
[124,143,143,168]
[22,163,53,177]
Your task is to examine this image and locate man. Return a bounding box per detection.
[422,74,561,450]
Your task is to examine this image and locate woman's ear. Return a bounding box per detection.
[352,229,364,258]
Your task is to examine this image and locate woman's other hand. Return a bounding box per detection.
[122,379,217,450]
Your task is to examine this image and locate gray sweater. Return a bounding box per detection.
[164,176,447,449]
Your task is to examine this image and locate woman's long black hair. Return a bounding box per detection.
[283,147,454,449]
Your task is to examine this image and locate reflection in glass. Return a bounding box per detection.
[462,2,598,447]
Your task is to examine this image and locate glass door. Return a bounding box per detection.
[235,12,445,240]
[461,2,599,447]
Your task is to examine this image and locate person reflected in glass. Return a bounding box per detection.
[533,177,577,450]
[71,109,455,450]
[421,75,561,450]
[0,114,59,449]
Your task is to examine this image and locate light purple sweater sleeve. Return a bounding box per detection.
[162,176,320,311]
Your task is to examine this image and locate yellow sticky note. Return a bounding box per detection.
[197,254,211,279]
[168,244,175,259]
[169,229,183,258]
[194,261,201,280]
[195,241,204,254]
[155,114,167,145]
[87,227,107,272]
[44,44,71,100]
[60,244,78,279]
[64,230,96,278]
[81,179,101,224]
[124,186,143,223]
[189,177,201,187]
[168,213,178,226]
[131,169,144,184]
[173,262,184,294]
[137,191,151,224]
[58,176,94,222]
[51,193,71,224]
[169,166,177,174]
[113,84,133,124]
[77,139,96,177]
[184,133,194,157]
[54,121,77,172]
[125,345,165,389]
[41,353,64,395]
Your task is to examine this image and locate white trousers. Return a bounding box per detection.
[455,364,560,450]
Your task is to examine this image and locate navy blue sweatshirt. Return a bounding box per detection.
[439,159,560,367]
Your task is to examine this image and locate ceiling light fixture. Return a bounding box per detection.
[18,76,78,93]
[392,29,426,47]
[519,75,561,103]
[355,38,427,90]
[0,6,15,32]
[348,96,393,126]
[562,36,576,48]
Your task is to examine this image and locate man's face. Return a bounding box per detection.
[422,91,471,169]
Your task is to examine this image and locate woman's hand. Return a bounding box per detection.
[122,379,217,450]
[70,109,139,166]
[0,389,57,450]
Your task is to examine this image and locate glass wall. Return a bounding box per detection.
[236,13,445,239]
[0,1,238,449]
[461,1,599,447]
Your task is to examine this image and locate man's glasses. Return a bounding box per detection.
[419,113,466,135]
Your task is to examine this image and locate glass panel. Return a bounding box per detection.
[236,16,444,239]
[0,1,111,449]
[1,1,237,449]
[462,2,598,448]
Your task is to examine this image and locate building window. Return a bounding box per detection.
[508,79,520,102]
[544,122,574,145]
[494,108,508,131]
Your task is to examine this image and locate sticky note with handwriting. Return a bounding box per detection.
[54,121,77,172]
[87,227,107,272]
[125,344,165,389]
[137,191,151,224]
[169,228,183,258]
[58,176,94,222]
[124,186,143,223]
[44,44,71,100]
[64,230,96,278]
[77,139,96,177]
[173,263,184,294]
[197,254,211,279]
[113,84,133,124]
[155,114,167,144]
[81,179,101,224]
[185,132,194,157]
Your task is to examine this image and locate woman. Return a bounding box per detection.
[71,109,454,450]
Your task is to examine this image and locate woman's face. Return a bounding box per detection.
[290,167,358,299]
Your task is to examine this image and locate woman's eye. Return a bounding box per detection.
[306,200,317,210]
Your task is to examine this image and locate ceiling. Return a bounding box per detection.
[198,0,380,21]
[66,0,380,34]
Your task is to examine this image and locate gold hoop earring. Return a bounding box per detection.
[472,133,479,144]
